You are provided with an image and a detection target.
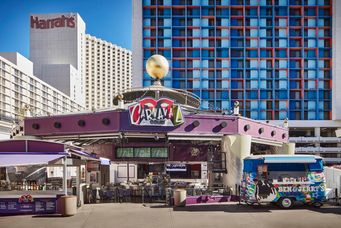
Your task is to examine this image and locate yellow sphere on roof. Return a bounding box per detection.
[146,54,169,80]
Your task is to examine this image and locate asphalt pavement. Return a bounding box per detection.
[1,202,341,228]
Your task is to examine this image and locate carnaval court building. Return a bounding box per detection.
[16,70,291,188]
[132,0,341,163]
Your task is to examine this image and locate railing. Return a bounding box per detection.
[0,114,18,123]
[89,185,232,205]
[323,158,341,163]
[295,147,341,153]
[290,136,341,143]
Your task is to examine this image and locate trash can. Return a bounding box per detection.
[173,189,186,207]
[58,195,77,216]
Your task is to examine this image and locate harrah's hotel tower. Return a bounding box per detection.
[30,13,132,109]
[133,0,341,162]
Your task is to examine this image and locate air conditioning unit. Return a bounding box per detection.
[336,129,341,138]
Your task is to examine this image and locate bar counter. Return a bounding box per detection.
[0,190,64,215]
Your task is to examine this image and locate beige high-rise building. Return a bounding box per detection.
[85,35,132,109]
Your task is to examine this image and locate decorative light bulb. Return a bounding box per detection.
[146,54,169,80]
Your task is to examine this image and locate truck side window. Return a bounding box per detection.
[308,160,323,171]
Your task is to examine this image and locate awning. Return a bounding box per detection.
[264,155,316,164]
[0,152,68,167]
[167,133,222,141]
[252,137,283,147]
[68,149,99,161]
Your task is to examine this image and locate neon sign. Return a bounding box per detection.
[129,98,184,127]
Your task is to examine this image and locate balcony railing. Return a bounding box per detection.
[290,137,341,143]
[295,147,341,153]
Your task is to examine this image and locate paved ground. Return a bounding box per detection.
[1,203,341,228]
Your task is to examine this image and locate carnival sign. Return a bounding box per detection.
[129,98,184,127]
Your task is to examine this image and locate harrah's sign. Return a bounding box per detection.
[30,15,76,29]
[129,98,184,127]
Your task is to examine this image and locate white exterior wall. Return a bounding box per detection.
[77,14,86,103]
[333,0,341,120]
[40,64,72,96]
[85,35,132,109]
[0,52,34,76]
[0,120,12,140]
[110,163,137,184]
[0,53,84,137]
[30,13,86,106]
[324,167,341,199]
[132,0,143,88]
[41,64,82,105]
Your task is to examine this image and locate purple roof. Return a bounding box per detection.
[23,110,288,143]
[0,140,65,152]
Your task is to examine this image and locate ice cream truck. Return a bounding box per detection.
[241,155,326,209]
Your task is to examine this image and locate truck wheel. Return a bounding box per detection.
[246,202,254,206]
[279,197,294,209]
[312,202,323,208]
[251,202,261,208]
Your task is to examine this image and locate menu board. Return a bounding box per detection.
[116,148,134,157]
[134,148,151,157]
[151,148,168,158]
[86,161,100,172]
[0,197,57,215]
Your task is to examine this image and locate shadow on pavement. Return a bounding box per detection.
[148,204,170,209]
[173,204,274,213]
[170,203,341,214]
[32,214,65,218]
[308,207,341,215]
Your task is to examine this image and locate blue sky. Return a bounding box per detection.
[0,0,132,57]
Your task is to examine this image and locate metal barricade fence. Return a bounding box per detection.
[97,185,232,204]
